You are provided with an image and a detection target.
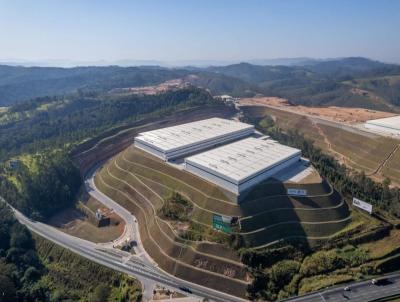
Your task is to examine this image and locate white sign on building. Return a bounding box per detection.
[287,188,307,196]
[352,197,373,214]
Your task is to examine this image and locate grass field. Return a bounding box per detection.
[298,274,355,294]
[88,116,400,298]
[34,235,142,301]
[92,143,357,297]
[360,229,400,259]
[94,162,250,297]
[241,105,400,184]
[48,207,124,243]
[242,218,352,248]
[319,123,398,173]
[240,200,349,232]
[97,147,353,251]
[382,147,400,181]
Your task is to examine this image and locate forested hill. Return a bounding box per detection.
[0,203,141,301]
[0,87,222,219]
[1,57,400,111]
[0,87,214,160]
[0,65,188,105]
[207,58,400,111]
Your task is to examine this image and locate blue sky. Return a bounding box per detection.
[1,0,400,64]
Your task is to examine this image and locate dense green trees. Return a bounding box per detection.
[243,114,400,300]
[0,151,81,219]
[0,85,218,300]
[0,203,47,301]
[0,87,215,161]
[208,58,400,110]
[0,87,216,219]
[159,192,192,221]
[0,203,142,301]
[0,88,213,160]
[252,115,400,217]
[0,65,190,106]
[246,245,371,300]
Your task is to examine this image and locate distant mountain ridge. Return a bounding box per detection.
[0,57,400,111]
[0,57,368,68]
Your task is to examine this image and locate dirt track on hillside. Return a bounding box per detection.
[239,96,396,124]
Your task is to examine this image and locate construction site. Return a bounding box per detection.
[93,117,352,297]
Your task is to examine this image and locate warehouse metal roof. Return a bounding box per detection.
[366,115,400,130]
[135,118,254,152]
[185,137,301,184]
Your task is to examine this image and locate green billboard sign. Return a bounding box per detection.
[212,214,232,233]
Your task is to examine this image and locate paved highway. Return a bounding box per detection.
[12,206,248,302]
[85,160,400,302]
[84,163,153,265]
[4,164,247,302]
[7,162,400,302]
[284,274,400,302]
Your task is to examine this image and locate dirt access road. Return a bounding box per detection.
[239,96,396,124]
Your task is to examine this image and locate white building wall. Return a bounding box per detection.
[238,155,301,192]
[185,162,240,194]
[365,123,400,136]
[134,140,166,160]
[185,154,301,197]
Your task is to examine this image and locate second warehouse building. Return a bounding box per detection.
[185,137,301,195]
[134,118,302,198]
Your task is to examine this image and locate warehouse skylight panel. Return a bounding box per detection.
[185,137,301,197]
[134,118,255,160]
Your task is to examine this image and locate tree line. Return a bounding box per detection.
[0,151,81,220]
[0,203,141,301]
[250,115,400,217]
[0,87,217,219]
[0,87,215,161]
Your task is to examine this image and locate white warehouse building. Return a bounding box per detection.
[364,115,400,136]
[185,137,301,196]
[134,118,255,161]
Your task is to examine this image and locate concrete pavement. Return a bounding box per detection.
[11,205,247,302]
[85,163,155,267]
[2,162,247,302]
[284,274,400,302]
[7,161,400,302]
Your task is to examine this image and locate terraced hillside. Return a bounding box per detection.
[94,146,351,296]
[241,106,400,184]
[73,104,236,175]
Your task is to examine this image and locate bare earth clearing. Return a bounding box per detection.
[48,195,125,243]
[239,96,396,124]
[240,104,400,186]
[110,77,195,95]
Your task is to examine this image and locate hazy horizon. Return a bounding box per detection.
[1,56,399,69]
[1,0,400,65]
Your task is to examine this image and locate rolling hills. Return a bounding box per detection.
[92,144,354,296]
[2,57,400,112]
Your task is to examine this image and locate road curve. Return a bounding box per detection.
[283,273,400,302]
[8,157,399,301]
[3,163,247,302]
[83,161,400,302]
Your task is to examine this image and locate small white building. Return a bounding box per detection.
[217,95,237,103]
[134,118,254,161]
[184,137,301,197]
[365,115,400,136]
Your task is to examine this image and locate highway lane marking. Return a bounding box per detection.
[104,163,246,267]
[96,173,249,284]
